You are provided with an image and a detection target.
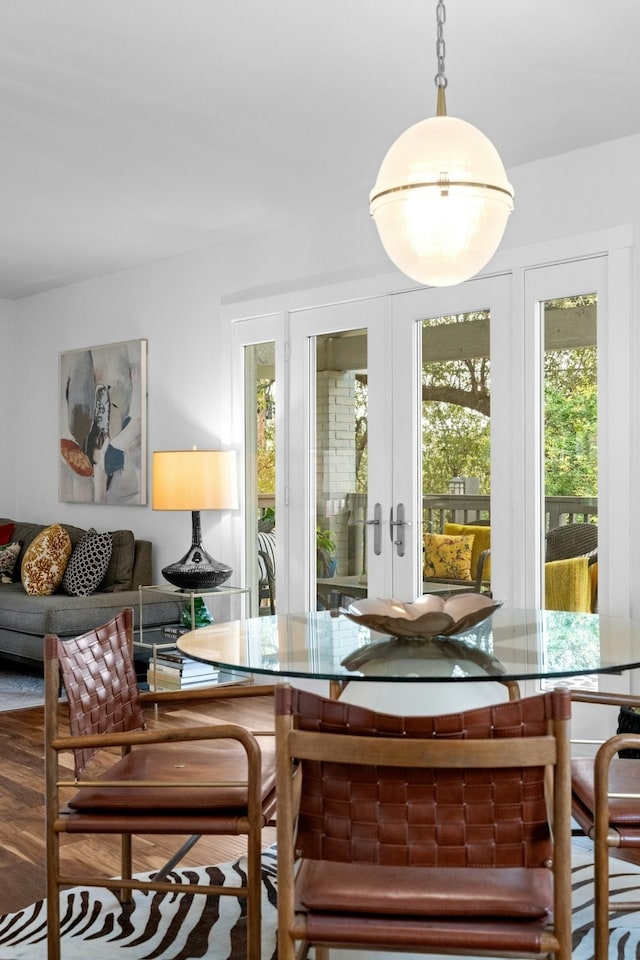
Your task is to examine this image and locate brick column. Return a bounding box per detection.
[316,370,355,574]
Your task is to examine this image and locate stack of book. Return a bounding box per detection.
[147,649,219,691]
[161,625,189,640]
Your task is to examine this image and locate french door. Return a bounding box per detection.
[232,253,617,623]
[287,275,511,609]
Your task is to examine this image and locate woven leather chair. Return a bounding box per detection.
[44,608,276,960]
[276,683,573,960]
[571,689,640,960]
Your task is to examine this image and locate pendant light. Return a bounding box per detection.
[369,0,514,287]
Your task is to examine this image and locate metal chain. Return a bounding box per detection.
[435,0,447,88]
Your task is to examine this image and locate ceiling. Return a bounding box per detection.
[2,1,640,300]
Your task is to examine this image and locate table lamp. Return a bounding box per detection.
[152,448,239,592]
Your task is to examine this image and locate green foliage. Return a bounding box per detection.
[423,403,490,493]
[421,312,491,494]
[420,305,597,498]
[257,379,276,494]
[316,526,336,555]
[254,299,598,505]
[544,346,597,496]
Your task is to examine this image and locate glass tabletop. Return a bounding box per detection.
[176,607,640,683]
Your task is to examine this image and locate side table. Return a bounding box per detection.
[137,584,251,690]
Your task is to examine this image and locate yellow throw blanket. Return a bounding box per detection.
[545,557,591,613]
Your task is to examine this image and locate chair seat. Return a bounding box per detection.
[572,755,640,833]
[302,913,557,953]
[295,860,553,919]
[67,738,277,811]
[61,808,276,834]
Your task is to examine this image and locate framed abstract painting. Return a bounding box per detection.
[59,338,148,505]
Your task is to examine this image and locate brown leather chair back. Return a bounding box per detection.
[46,606,145,775]
[287,686,559,868]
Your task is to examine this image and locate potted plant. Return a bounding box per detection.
[316,526,337,577]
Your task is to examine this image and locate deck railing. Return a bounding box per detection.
[262,492,598,532]
[422,494,598,532]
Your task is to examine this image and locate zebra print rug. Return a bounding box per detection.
[1,845,640,960]
[0,848,278,960]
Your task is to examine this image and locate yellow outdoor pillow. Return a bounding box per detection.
[423,532,474,581]
[444,522,491,581]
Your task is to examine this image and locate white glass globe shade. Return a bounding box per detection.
[369,115,514,287]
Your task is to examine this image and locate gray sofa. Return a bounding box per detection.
[0,518,182,665]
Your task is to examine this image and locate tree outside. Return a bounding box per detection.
[256,296,597,510]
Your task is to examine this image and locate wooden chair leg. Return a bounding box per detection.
[120,833,133,903]
[46,832,61,960]
[594,825,611,960]
[246,832,262,960]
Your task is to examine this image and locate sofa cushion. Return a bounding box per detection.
[0,542,21,583]
[62,529,113,597]
[8,522,45,578]
[0,520,88,582]
[0,522,14,546]
[0,582,181,636]
[21,524,72,596]
[99,530,136,591]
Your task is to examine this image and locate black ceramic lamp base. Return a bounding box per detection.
[161,510,233,591]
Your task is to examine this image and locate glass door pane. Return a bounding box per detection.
[543,294,598,613]
[315,329,368,611]
[391,277,510,603]
[231,313,284,618]
[247,341,277,616]
[288,298,390,614]
[420,309,491,594]
[523,257,606,615]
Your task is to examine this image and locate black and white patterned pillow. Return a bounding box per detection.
[62,528,113,596]
[0,541,21,583]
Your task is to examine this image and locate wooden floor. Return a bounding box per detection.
[4,684,640,921]
[0,690,277,916]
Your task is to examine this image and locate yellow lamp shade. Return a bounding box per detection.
[152,449,238,512]
[369,115,514,287]
[152,448,238,590]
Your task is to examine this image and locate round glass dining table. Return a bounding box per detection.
[176,607,640,686]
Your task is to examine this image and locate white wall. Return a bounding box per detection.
[9,132,640,581]
[0,299,17,513]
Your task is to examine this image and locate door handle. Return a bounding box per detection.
[365,502,382,555]
[389,503,411,557]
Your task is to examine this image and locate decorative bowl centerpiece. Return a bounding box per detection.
[341,592,502,641]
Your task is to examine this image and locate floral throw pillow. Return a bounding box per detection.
[0,541,21,584]
[423,532,474,581]
[21,523,72,596]
[62,528,113,596]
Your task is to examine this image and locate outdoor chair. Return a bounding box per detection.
[276,682,573,960]
[545,521,598,563]
[257,529,276,614]
[44,607,277,960]
[423,521,492,594]
[571,688,640,960]
[545,522,598,612]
